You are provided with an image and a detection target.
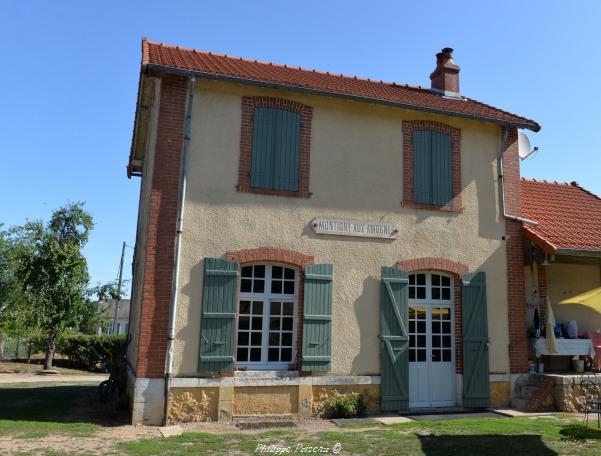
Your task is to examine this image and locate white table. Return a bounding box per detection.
[535,338,596,358]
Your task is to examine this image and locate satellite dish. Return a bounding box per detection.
[518,130,538,160]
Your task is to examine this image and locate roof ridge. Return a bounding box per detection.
[570,181,601,201]
[144,39,433,92]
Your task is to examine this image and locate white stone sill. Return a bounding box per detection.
[170,374,381,388]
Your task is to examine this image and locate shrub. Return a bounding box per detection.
[327,391,367,419]
[30,333,127,371]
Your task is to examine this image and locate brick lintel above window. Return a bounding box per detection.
[238,96,313,198]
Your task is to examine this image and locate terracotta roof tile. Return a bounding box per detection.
[141,39,540,131]
[521,178,601,253]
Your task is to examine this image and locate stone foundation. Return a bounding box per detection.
[311,384,380,415]
[234,386,299,415]
[490,381,511,407]
[168,387,219,422]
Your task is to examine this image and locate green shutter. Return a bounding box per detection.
[250,108,300,191]
[412,130,453,205]
[198,257,238,372]
[413,131,432,204]
[431,131,453,205]
[273,109,301,191]
[250,108,276,189]
[380,267,409,411]
[301,264,333,372]
[462,271,490,408]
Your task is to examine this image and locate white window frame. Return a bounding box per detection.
[235,263,298,370]
[408,271,455,367]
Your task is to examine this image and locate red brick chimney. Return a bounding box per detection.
[430,47,460,97]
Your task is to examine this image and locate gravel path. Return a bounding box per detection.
[0,373,108,383]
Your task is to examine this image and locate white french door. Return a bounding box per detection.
[408,272,456,408]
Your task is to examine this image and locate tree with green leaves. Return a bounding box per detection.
[11,203,94,369]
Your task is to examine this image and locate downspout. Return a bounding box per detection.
[163,75,196,426]
[497,125,538,226]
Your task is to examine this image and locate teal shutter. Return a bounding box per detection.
[301,264,333,372]
[380,267,409,411]
[250,108,276,189]
[413,131,432,204]
[462,271,490,408]
[431,132,453,205]
[250,108,300,191]
[198,258,238,372]
[412,130,453,205]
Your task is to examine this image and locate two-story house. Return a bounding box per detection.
[125,39,540,425]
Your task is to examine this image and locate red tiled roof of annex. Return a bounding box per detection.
[521,178,601,253]
[141,39,540,131]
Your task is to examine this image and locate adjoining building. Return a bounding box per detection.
[96,299,130,335]
[125,39,542,424]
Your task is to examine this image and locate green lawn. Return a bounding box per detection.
[0,383,100,439]
[2,382,601,455]
[120,417,601,456]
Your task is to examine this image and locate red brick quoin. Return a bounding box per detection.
[402,120,462,212]
[503,127,528,373]
[396,257,468,374]
[136,75,188,378]
[226,248,315,372]
[237,96,313,198]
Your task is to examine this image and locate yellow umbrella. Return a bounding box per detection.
[558,287,601,311]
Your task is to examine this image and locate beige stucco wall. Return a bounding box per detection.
[170,79,510,377]
[127,81,161,372]
[549,263,600,334]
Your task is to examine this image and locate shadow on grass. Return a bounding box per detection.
[418,434,557,456]
[0,384,127,426]
[560,424,601,442]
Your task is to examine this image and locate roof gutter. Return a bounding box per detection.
[144,63,541,132]
[555,248,601,257]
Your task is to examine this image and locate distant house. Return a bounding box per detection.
[96,299,130,335]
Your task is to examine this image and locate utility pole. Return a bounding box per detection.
[113,241,126,334]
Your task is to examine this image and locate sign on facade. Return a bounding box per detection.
[311,218,398,239]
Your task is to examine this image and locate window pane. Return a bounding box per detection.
[239,301,251,315]
[269,332,279,345]
[409,275,415,285]
[253,279,265,293]
[432,350,441,362]
[282,302,293,315]
[417,321,426,333]
[237,348,248,362]
[272,266,283,279]
[433,336,440,347]
[417,274,426,285]
[252,317,262,330]
[250,348,261,362]
[241,266,253,278]
[432,322,440,333]
[440,308,450,320]
[241,279,252,293]
[283,281,295,295]
[239,317,250,330]
[284,268,295,280]
[442,288,451,300]
[282,317,293,331]
[443,350,451,362]
[238,332,249,346]
[409,307,416,318]
[443,336,451,348]
[432,288,440,300]
[409,335,415,347]
[432,274,440,286]
[417,350,426,362]
[417,287,426,299]
[251,332,261,346]
[409,350,415,362]
[268,348,279,362]
[270,317,280,330]
[254,265,265,278]
[271,281,282,294]
[281,333,292,346]
[443,322,451,334]
[270,302,281,315]
[253,301,263,314]
[417,335,426,347]
[442,276,451,287]
[281,348,292,362]
[409,287,415,299]
[409,321,415,333]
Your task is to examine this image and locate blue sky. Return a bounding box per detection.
[1,1,600,289]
